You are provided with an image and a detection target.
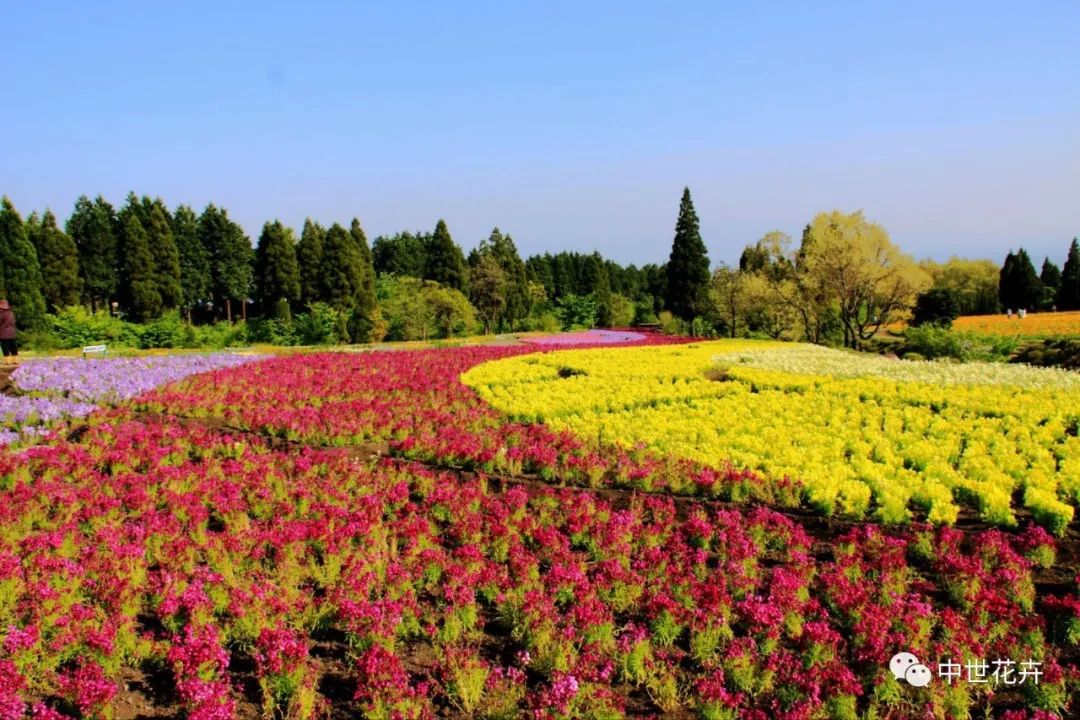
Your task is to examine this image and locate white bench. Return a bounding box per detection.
[82,344,108,358]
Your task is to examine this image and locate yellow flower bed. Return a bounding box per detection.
[462,342,1080,532]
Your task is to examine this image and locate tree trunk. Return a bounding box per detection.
[226,299,233,323]
[242,300,247,321]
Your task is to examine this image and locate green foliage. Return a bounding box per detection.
[373,231,427,277]
[1057,238,1080,310]
[255,220,301,308]
[317,223,372,342]
[296,219,326,307]
[292,303,342,345]
[49,306,141,347]
[377,275,477,340]
[920,256,1000,315]
[555,293,597,330]
[146,199,183,309]
[911,287,961,328]
[999,248,1043,311]
[349,219,379,342]
[199,204,253,319]
[609,293,635,327]
[0,196,47,330]
[903,325,1017,362]
[474,228,531,330]
[41,307,250,350]
[665,187,710,320]
[1011,337,1080,370]
[29,210,82,311]
[468,254,507,334]
[424,219,467,291]
[67,195,118,311]
[584,252,613,327]
[120,213,162,321]
[172,204,211,312]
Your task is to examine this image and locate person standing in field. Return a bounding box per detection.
[0,300,17,366]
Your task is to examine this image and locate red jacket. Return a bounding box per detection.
[0,309,15,340]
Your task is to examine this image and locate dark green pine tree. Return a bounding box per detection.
[1040,257,1062,307]
[1000,249,1043,311]
[254,221,301,311]
[198,204,253,321]
[31,209,82,311]
[1057,238,1080,311]
[115,194,146,314]
[665,187,711,320]
[998,252,1017,309]
[318,223,366,340]
[349,219,378,342]
[122,214,162,321]
[424,219,467,291]
[66,195,118,312]
[0,197,47,329]
[172,204,211,320]
[584,252,613,327]
[296,218,326,307]
[475,228,531,330]
[372,232,427,277]
[145,199,182,310]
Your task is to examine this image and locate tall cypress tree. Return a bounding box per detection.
[0,197,47,329]
[584,251,612,327]
[172,204,211,320]
[1057,238,1080,311]
[999,249,1042,311]
[254,221,301,310]
[665,187,710,320]
[349,219,378,342]
[998,252,1017,310]
[372,232,427,277]
[198,204,253,321]
[1040,257,1062,307]
[67,195,118,312]
[424,219,467,291]
[32,210,82,311]
[296,219,326,307]
[146,199,182,310]
[115,193,145,314]
[122,214,162,321]
[319,223,366,341]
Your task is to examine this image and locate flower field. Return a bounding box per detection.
[0,354,259,445]
[463,343,1080,532]
[1,335,1079,718]
[953,312,1080,338]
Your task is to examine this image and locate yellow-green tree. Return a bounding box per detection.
[801,210,930,348]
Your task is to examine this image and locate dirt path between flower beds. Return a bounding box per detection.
[0,365,17,396]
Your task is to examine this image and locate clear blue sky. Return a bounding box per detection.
[3,1,1078,268]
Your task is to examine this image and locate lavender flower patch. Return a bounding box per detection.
[524,329,645,346]
[0,353,262,446]
[11,353,259,403]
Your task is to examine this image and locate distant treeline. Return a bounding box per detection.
[0,189,1077,348]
